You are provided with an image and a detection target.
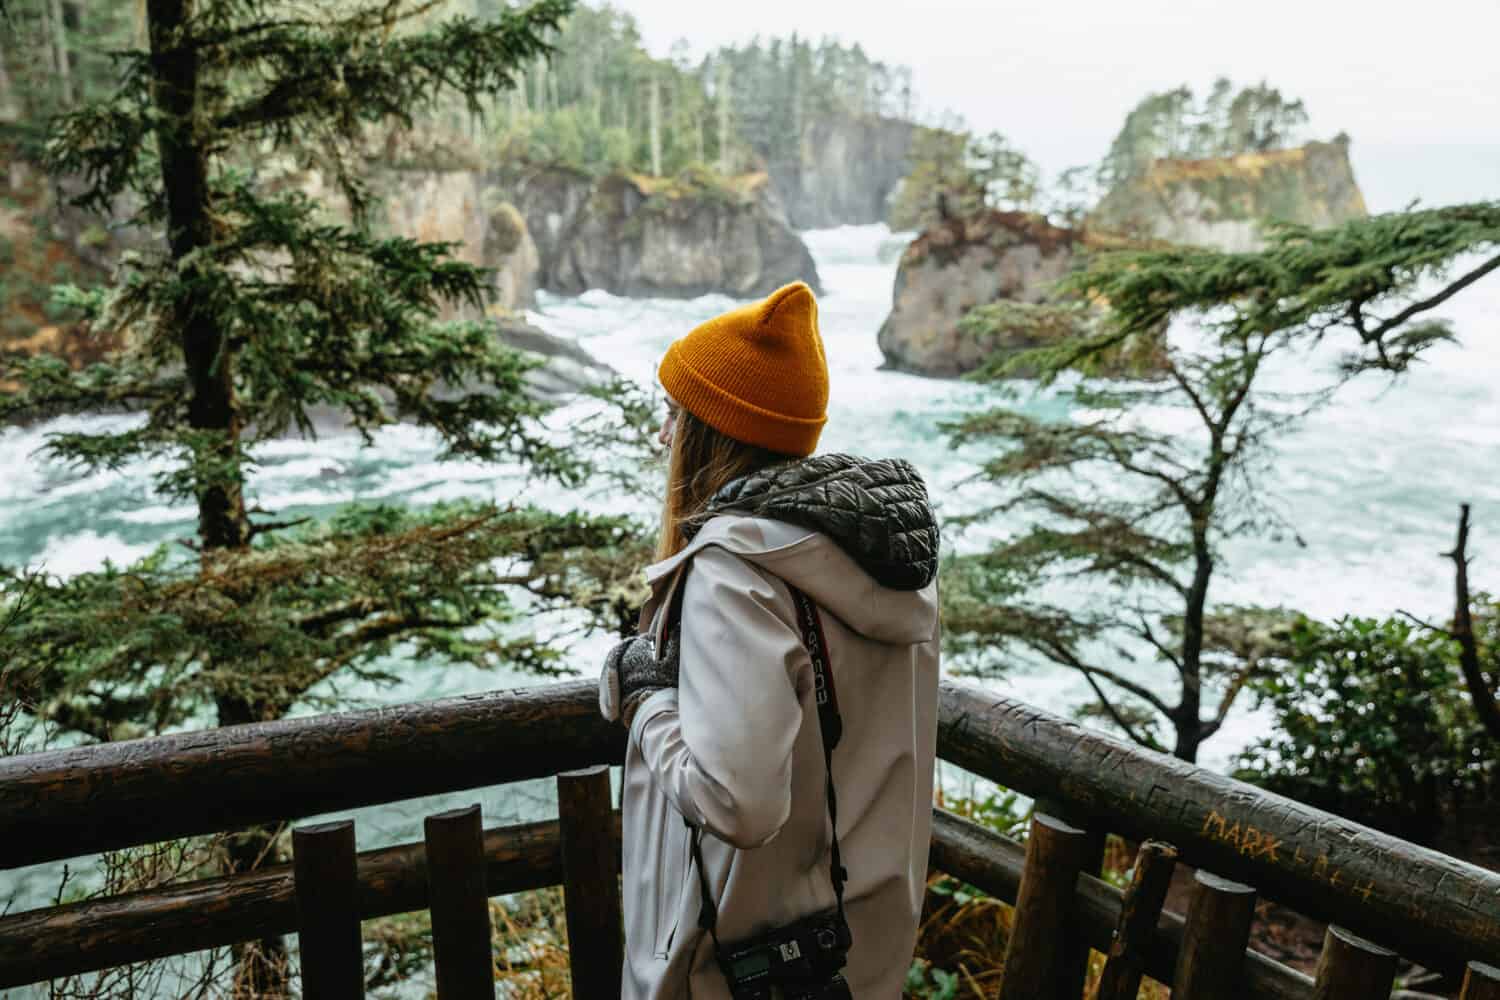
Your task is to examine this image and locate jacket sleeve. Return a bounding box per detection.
[631,545,806,850]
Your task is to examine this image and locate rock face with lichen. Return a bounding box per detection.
[545,169,820,298]
[488,161,596,283]
[1088,138,1367,251]
[877,211,1088,377]
[763,113,917,230]
[382,170,539,314]
[487,161,821,298]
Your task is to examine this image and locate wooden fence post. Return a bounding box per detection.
[425,805,495,999]
[1462,962,1500,1000]
[293,820,364,999]
[1095,840,1178,1000]
[997,812,1091,1000]
[1311,925,1396,999]
[1172,870,1257,1000]
[558,766,622,1000]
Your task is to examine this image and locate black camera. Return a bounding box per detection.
[716,908,854,1000]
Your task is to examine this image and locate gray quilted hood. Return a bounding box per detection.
[682,454,940,591]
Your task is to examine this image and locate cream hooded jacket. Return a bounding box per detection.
[599,500,940,999]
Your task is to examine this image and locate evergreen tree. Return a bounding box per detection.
[943,203,1500,762]
[0,0,667,988]
[887,127,1040,232]
[0,0,138,151]
[481,8,919,179]
[1098,79,1312,188]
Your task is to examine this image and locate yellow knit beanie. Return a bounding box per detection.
[658,281,828,457]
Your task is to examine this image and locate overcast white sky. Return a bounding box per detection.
[620,0,1500,210]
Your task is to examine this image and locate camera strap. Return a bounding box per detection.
[685,580,848,952]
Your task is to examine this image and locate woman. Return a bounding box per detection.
[599,280,941,999]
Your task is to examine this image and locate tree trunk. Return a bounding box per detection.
[1450,504,1500,741]
[49,0,75,106]
[0,45,17,123]
[216,690,290,995]
[1175,537,1212,763]
[147,0,249,555]
[648,72,661,177]
[148,0,268,990]
[716,61,731,174]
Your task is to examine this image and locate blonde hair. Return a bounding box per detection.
[656,406,787,562]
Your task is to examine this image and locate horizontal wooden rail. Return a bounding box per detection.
[938,682,1500,972]
[930,809,1314,1000]
[0,680,622,869]
[0,814,621,989]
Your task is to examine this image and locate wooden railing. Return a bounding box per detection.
[1,679,1498,997]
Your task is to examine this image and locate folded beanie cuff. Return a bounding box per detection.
[660,343,826,457]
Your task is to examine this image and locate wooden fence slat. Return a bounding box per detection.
[1172,870,1257,1000]
[1035,798,1105,998]
[1064,824,1108,999]
[557,766,622,1000]
[1095,840,1179,1000]
[1311,925,1397,999]
[997,812,1091,1000]
[425,805,495,1000]
[0,815,619,990]
[928,810,1313,1000]
[1462,961,1500,1000]
[293,821,363,1000]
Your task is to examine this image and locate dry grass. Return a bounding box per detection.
[492,888,573,999]
[909,874,1012,997]
[1144,145,1307,185]
[908,876,1171,1000]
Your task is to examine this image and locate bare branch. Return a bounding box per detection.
[1363,253,1500,343]
[1136,616,1185,675]
[246,516,313,541]
[1396,608,1454,640]
[1079,669,1159,751]
[1200,661,1257,741]
[1038,637,1176,719]
[1166,358,1215,432]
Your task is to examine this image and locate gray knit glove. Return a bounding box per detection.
[604,631,680,729]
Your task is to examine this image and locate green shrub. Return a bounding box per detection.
[1234,614,1494,842]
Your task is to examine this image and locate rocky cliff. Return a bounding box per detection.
[487,161,595,284]
[382,169,539,314]
[877,211,1085,378]
[877,212,1167,379]
[543,169,820,298]
[762,113,917,230]
[1088,138,1367,251]
[337,159,821,305]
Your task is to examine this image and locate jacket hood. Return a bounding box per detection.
[647,455,941,646]
[687,454,940,591]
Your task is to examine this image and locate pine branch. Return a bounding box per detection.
[213,2,572,138]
